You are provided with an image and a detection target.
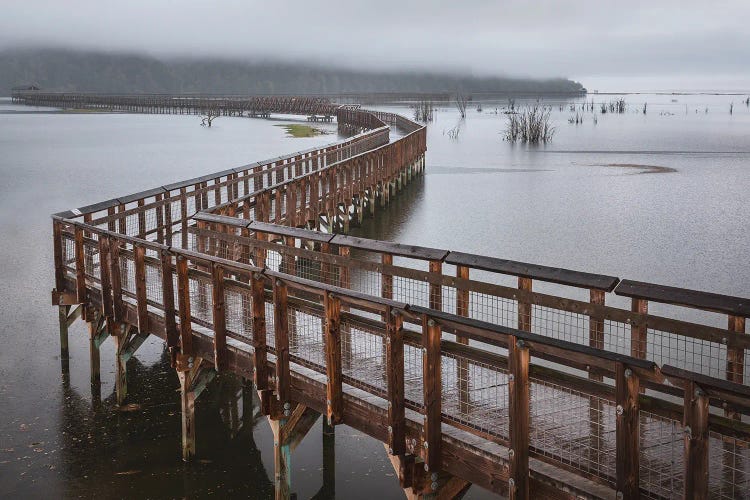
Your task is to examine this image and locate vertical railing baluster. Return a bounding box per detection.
[161,250,178,361]
[324,292,342,424]
[99,237,113,319]
[251,272,268,390]
[386,306,405,456]
[683,379,709,499]
[517,277,532,332]
[615,362,640,499]
[134,245,148,333]
[508,336,530,499]
[53,221,66,293]
[110,239,123,324]
[421,313,441,472]
[176,256,192,357]
[631,298,648,359]
[74,226,86,304]
[273,279,290,406]
[211,263,227,371]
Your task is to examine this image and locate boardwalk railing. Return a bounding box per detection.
[44,93,748,499]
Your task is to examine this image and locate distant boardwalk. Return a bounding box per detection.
[27,91,749,499]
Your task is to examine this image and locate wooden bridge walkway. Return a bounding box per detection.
[28,92,750,499]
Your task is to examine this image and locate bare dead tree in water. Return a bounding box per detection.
[455,93,469,118]
[201,108,220,127]
[414,100,434,122]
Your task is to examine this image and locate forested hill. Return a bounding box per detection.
[1,48,585,96]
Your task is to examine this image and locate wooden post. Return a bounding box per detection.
[74,226,86,305]
[88,314,101,388]
[517,277,532,332]
[615,362,640,499]
[251,273,268,390]
[324,292,342,424]
[52,221,66,293]
[273,279,290,406]
[98,238,113,320]
[386,307,405,455]
[455,265,471,415]
[161,251,178,360]
[110,239,123,324]
[381,253,393,301]
[588,289,606,470]
[134,245,148,333]
[631,298,648,359]
[508,336,530,500]
[270,419,292,500]
[428,260,442,311]
[58,305,70,369]
[683,380,709,499]
[115,328,129,406]
[176,256,193,358]
[211,264,227,371]
[338,246,350,290]
[422,314,441,472]
[726,315,746,389]
[178,368,197,461]
[321,418,336,497]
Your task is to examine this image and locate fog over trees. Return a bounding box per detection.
[1,48,585,95]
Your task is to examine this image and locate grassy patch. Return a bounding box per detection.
[275,124,331,138]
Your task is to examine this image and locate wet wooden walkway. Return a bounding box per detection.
[25,91,750,499]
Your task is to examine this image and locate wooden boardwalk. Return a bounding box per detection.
[24,91,750,499]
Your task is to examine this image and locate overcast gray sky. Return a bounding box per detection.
[1,0,749,86]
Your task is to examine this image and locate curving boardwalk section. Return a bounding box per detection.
[24,91,750,499]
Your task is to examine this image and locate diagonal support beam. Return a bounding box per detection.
[119,330,150,364]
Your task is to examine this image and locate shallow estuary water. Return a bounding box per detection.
[0,92,748,498]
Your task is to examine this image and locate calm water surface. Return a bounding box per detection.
[0,93,748,498]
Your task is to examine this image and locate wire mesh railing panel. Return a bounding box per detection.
[468,291,517,328]
[188,274,213,325]
[341,316,386,394]
[602,319,632,356]
[441,351,509,440]
[403,339,425,411]
[265,301,276,348]
[639,411,684,499]
[648,329,728,381]
[531,305,590,346]
[120,254,135,295]
[288,305,326,371]
[709,432,750,499]
[63,235,75,270]
[348,266,380,297]
[145,261,163,305]
[224,286,252,341]
[529,377,617,485]
[83,240,99,280]
[391,275,430,308]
